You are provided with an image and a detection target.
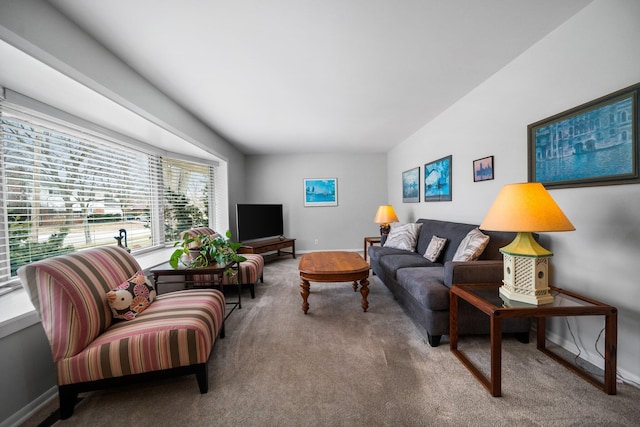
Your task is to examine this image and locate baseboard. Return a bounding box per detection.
[1,386,57,427]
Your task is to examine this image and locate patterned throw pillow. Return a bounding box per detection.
[423,235,447,262]
[383,223,423,251]
[452,228,490,262]
[107,271,157,320]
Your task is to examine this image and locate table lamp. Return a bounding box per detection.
[480,182,575,305]
[374,205,399,236]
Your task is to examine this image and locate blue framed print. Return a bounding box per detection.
[424,155,452,202]
[304,178,338,206]
[528,83,640,189]
[402,167,420,203]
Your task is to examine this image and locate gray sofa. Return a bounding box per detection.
[369,218,531,347]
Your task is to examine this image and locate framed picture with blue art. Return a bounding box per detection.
[424,155,452,202]
[473,156,494,182]
[304,178,338,207]
[528,83,640,189]
[402,167,420,203]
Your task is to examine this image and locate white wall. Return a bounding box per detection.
[0,0,247,228]
[244,153,387,251]
[387,0,640,385]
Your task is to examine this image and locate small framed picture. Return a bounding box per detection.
[402,167,420,203]
[473,156,494,182]
[304,178,338,207]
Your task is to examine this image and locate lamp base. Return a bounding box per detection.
[500,251,554,306]
[379,223,391,236]
[499,283,554,305]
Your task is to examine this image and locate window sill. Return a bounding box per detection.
[0,247,175,339]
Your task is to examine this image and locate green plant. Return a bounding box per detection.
[169,230,246,270]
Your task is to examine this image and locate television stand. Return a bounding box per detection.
[239,237,296,262]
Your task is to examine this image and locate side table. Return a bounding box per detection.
[450,283,617,397]
[151,261,242,320]
[363,236,381,262]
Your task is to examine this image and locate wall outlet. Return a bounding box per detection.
[314,239,318,245]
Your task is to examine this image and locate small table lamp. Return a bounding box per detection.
[480,183,575,305]
[374,205,399,237]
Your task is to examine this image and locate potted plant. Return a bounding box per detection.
[169,230,247,278]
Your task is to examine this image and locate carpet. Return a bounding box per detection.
[23,256,640,426]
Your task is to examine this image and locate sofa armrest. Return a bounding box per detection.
[443,260,504,288]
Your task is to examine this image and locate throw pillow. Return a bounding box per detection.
[107,271,157,320]
[423,235,447,262]
[452,228,490,262]
[383,223,423,251]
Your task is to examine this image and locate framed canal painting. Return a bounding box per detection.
[528,83,640,189]
[402,167,420,203]
[304,178,338,206]
[424,155,452,201]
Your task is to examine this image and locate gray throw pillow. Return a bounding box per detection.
[423,235,447,262]
[383,223,423,252]
[452,228,490,261]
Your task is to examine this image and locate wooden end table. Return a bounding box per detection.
[363,236,381,262]
[298,251,371,314]
[450,283,617,397]
[151,261,242,320]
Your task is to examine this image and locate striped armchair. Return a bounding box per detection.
[181,227,265,298]
[17,246,225,419]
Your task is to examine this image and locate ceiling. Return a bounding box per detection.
[37,1,592,155]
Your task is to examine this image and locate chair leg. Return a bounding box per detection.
[219,321,225,339]
[58,385,78,420]
[250,283,255,299]
[196,362,208,393]
[260,273,264,283]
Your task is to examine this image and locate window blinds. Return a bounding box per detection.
[0,96,219,285]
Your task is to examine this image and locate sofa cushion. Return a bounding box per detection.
[452,228,490,261]
[415,219,478,262]
[396,267,449,311]
[423,236,447,262]
[380,253,440,279]
[383,223,423,251]
[107,271,157,320]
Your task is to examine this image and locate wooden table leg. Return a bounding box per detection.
[490,316,502,397]
[450,292,459,351]
[352,281,358,292]
[359,278,369,312]
[604,310,617,395]
[300,278,310,314]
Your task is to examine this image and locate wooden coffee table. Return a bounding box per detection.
[298,251,371,314]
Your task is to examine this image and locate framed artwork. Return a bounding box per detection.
[528,83,640,189]
[473,156,494,182]
[424,155,452,202]
[402,167,420,203]
[304,178,338,206]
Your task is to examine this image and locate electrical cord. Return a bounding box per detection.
[564,317,631,385]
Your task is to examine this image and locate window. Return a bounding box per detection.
[0,97,219,290]
[162,157,212,241]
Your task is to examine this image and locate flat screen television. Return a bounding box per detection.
[236,204,284,242]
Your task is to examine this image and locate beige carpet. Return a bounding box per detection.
[23,256,640,426]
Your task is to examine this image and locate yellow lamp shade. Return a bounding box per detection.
[373,205,399,224]
[480,183,575,233]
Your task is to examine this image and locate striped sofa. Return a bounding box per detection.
[181,227,265,298]
[18,246,225,419]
